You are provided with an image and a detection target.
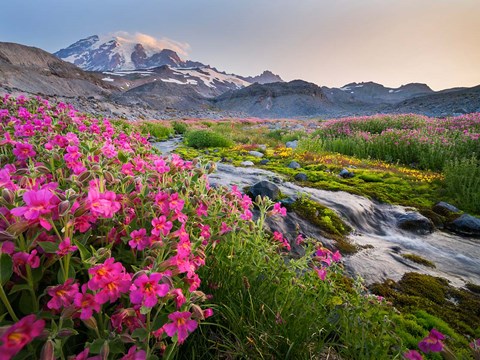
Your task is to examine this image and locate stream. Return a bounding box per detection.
[154,139,480,287]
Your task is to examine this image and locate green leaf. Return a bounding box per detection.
[118,151,128,163]
[108,338,125,354]
[131,327,148,341]
[87,339,106,354]
[73,239,91,263]
[38,241,59,253]
[0,253,13,285]
[19,290,35,315]
[57,264,75,283]
[9,284,31,295]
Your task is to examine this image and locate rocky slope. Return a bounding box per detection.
[0,42,114,97]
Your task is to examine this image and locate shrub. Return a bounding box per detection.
[184,130,232,149]
[172,121,188,135]
[444,155,480,214]
[139,121,173,140]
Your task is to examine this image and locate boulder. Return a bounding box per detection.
[259,159,270,165]
[397,212,435,235]
[241,161,254,167]
[432,201,460,216]
[288,161,301,169]
[339,169,354,178]
[286,140,298,149]
[249,180,280,201]
[294,173,308,181]
[248,151,264,158]
[446,214,480,237]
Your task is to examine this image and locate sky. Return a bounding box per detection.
[1,0,479,90]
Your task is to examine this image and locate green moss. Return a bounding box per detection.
[184,130,232,149]
[288,197,356,254]
[370,272,480,340]
[401,253,436,268]
[466,282,480,294]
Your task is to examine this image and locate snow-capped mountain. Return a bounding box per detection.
[54,34,200,71]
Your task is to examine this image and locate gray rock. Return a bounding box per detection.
[280,197,296,206]
[248,151,264,158]
[288,161,301,169]
[258,144,267,151]
[294,173,308,181]
[397,212,434,235]
[286,140,298,149]
[339,169,354,178]
[259,159,270,165]
[250,181,280,201]
[447,214,480,237]
[241,161,255,167]
[432,202,460,216]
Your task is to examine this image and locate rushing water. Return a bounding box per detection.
[154,140,480,287]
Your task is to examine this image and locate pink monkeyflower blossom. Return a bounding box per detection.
[12,250,40,275]
[470,338,480,349]
[203,308,214,319]
[74,215,94,233]
[172,224,189,242]
[111,308,145,333]
[86,188,121,219]
[154,158,170,174]
[418,328,445,353]
[168,193,184,212]
[128,229,149,251]
[186,273,201,292]
[196,203,208,217]
[101,142,117,158]
[403,350,423,360]
[120,346,146,360]
[1,241,15,255]
[163,311,198,344]
[130,273,169,308]
[170,288,186,309]
[151,216,173,237]
[272,203,287,217]
[220,222,232,235]
[10,189,59,230]
[314,267,328,281]
[121,163,134,176]
[56,237,78,257]
[46,279,79,310]
[176,239,191,258]
[199,224,211,240]
[240,209,253,221]
[71,348,102,360]
[295,234,304,245]
[0,315,45,359]
[12,142,36,160]
[88,258,131,304]
[73,285,101,320]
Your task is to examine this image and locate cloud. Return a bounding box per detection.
[109,31,190,57]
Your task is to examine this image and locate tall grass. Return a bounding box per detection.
[444,156,480,213]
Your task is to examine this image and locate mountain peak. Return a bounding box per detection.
[54,33,188,71]
[242,70,283,84]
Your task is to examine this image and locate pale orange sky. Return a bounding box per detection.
[1,0,479,90]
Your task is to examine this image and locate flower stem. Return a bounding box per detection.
[0,283,18,321]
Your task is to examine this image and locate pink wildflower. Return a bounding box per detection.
[163,311,198,344]
[12,142,36,160]
[12,250,40,275]
[220,222,232,235]
[73,285,101,320]
[403,350,423,360]
[314,267,327,281]
[111,308,145,333]
[168,193,184,212]
[271,203,287,216]
[196,203,208,217]
[10,189,58,230]
[88,258,131,304]
[129,273,169,308]
[154,158,170,174]
[151,216,173,237]
[46,279,79,310]
[128,229,149,251]
[0,315,45,359]
[86,188,121,218]
[120,346,146,360]
[418,328,445,353]
[56,237,78,257]
[170,288,186,309]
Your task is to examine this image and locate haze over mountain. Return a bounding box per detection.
[1,39,479,119]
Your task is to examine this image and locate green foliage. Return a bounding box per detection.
[184,130,232,148]
[139,121,173,140]
[444,155,480,213]
[172,121,188,134]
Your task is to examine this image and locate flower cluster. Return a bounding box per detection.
[0,95,252,358]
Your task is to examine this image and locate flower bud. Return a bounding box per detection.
[36,165,51,174]
[190,304,204,320]
[77,171,91,184]
[57,328,76,338]
[58,200,70,216]
[120,334,135,344]
[2,189,14,204]
[14,168,28,175]
[100,341,109,360]
[0,231,15,242]
[40,339,55,360]
[104,171,114,184]
[91,165,101,172]
[82,317,98,332]
[7,220,30,235]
